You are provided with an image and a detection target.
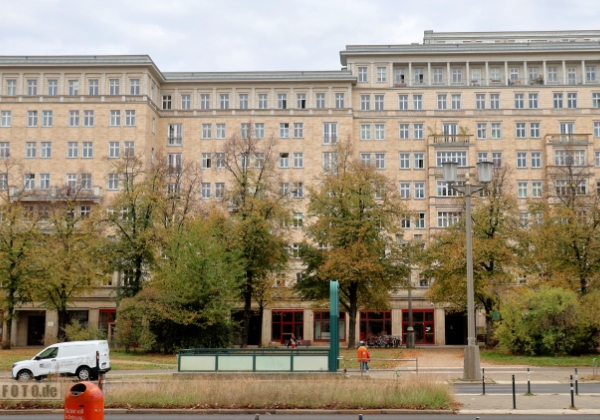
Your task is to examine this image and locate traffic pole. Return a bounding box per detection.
[575,368,579,395]
[527,367,531,394]
[482,368,485,395]
[512,374,516,409]
[570,375,575,408]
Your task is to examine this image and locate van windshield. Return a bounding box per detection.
[36,347,59,359]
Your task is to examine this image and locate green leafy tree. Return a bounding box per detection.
[295,140,411,348]
[420,167,518,346]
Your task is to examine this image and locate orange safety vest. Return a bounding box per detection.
[357,345,370,362]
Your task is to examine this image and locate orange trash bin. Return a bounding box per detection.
[64,382,104,420]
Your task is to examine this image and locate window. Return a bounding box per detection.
[478,152,488,162]
[530,122,540,138]
[109,142,120,158]
[398,95,408,110]
[433,68,443,83]
[42,110,53,127]
[162,95,172,110]
[413,94,422,110]
[279,123,290,138]
[130,79,140,95]
[437,180,462,197]
[517,152,527,168]
[436,151,467,167]
[567,68,577,85]
[323,122,337,144]
[518,181,528,198]
[47,79,58,96]
[490,94,500,109]
[560,122,575,135]
[201,183,211,199]
[202,153,212,169]
[437,211,460,227]
[527,181,541,198]
[376,67,387,82]
[413,123,424,139]
[68,110,80,127]
[398,123,409,139]
[567,93,577,109]
[68,142,78,158]
[41,142,51,158]
[201,123,212,139]
[313,311,346,342]
[110,110,121,126]
[83,110,94,127]
[216,123,226,139]
[215,182,225,199]
[292,212,304,228]
[258,93,268,109]
[399,153,410,169]
[414,182,425,199]
[293,152,304,168]
[152,118,155,134]
[375,95,384,110]
[316,93,325,108]
[452,68,462,83]
[477,122,487,139]
[220,93,230,109]
[167,153,182,172]
[547,67,557,82]
[27,79,38,96]
[239,93,249,109]
[529,93,539,109]
[296,93,306,109]
[323,152,337,171]
[240,122,250,138]
[516,122,526,138]
[0,142,9,159]
[82,142,93,158]
[124,141,135,157]
[415,212,426,229]
[360,95,370,111]
[125,110,136,126]
[451,94,461,110]
[279,153,289,169]
[492,152,503,168]
[1,111,11,127]
[167,124,183,145]
[476,94,486,110]
[80,174,92,190]
[68,80,79,96]
[24,174,35,190]
[293,122,304,138]
[334,93,345,109]
[395,69,406,84]
[181,94,191,110]
[358,67,368,82]
[255,123,265,139]
[360,124,371,140]
[277,93,287,109]
[375,153,386,169]
[414,68,424,84]
[491,122,502,139]
[107,173,119,190]
[414,152,425,169]
[531,151,542,168]
[437,94,447,110]
[27,111,38,127]
[26,142,36,158]
[88,79,99,95]
[374,123,385,140]
[596,122,600,138]
[6,80,16,96]
[215,153,225,169]
[107,79,120,95]
[292,182,304,198]
[514,93,524,109]
[200,94,210,110]
[554,93,563,108]
[400,182,410,198]
[587,66,596,82]
[38,173,50,190]
[554,150,586,166]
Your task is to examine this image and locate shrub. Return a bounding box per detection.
[64,319,107,342]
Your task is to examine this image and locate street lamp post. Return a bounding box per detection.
[441,161,493,381]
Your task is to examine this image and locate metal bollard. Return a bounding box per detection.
[575,368,579,395]
[527,367,531,394]
[255,415,259,420]
[358,414,363,420]
[512,375,516,409]
[482,368,485,395]
[570,375,575,408]
[98,370,106,393]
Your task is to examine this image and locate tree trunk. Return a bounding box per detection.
[4,306,14,348]
[241,289,252,348]
[57,310,69,342]
[346,282,359,349]
[485,313,494,348]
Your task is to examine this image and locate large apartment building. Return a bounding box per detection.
[2,29,600,347]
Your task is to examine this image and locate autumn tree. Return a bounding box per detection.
[420,167,518,346]
[219,125,289,347]
[295,140,411,348]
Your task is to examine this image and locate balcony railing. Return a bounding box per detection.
[322,134,338,144]
[167,136,183,146]
[545,133,591,144]
[429,134,472,145]
[9,186,103,203]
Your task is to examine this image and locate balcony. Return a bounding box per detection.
[545,133,591,145]
[429,134,472,146]
[167,136,183,146]
[10,186,103,203]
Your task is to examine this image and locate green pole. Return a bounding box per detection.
[329,280,340,372]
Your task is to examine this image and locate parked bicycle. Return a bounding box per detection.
[366,334,402,348]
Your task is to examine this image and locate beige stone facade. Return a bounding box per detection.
[2,30,600,346]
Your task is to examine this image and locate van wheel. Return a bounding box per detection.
[17,370,33,381]
[77,367,91,381]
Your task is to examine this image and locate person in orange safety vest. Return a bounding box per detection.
[356,341,370,372]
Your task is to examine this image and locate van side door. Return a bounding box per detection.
[35,347,59,377]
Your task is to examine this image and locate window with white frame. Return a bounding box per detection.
[567,68,577,85]
[107,173,119,190]
[595,122,600,138]
[323,122,337,144]
[517,181,528,198]
[68,110,79,127]
[547,67,557,82]
[398,95,408,110]
[414,68,424,84]
[415,212,426,229]
[168,153,182,171]
[202,123,212,139]
[27,79,37,96]
[554,149,586,166]
[83,110,94,127]
[220,93,230,109]
[398,123,409,139]
[202,153,212,169]
[413,123,424,139]
[68,80,79,96]
[377,67,387,82]
[27,111,38,127]
[400,182,410,198]
[6,80,16,96]
[316,93,325,108]
[292,182,304,198]
[293,152,303,168]
[257,93,267,109]
[477,122,487,139]
[26,142,36,158]
[438,211,460,227]
[181,94,191,110]
[358,67,368,83]
[335,93,345,109]
[39,173,50,190]
[414,182,425,199]
[88,79,98,96]
[279,123,290,138]
[24,173,35,190]
[279,153,289,169]
[215,153,225,169]
[1,111,11,127]
[451,94,461,110]
[215,182,225,199]
[240,123,250,138]
[323,152,337,171]
[395,69,405,84]
[530,122,540,138]
[413,95,422,110]
[47,79,58,95]
[490,94,500,109]
[433,68,443,83]
[516,122,526,138]
[436,151,467,166]
[130,79,140,95]
[168,124,183,145]
[414,152,425,169]
[401,218,411,229]
[81,173,92,190]
[293,212,304,228]
[492,152,503,168]
[437,180,462,197]
[399,153,410,169]
[297,92,306,109]
[162,95,172,110]
[553,93,563,108]
[123,141,134,157]
[360,95,370,111]
[514,93,524,109]
[437,94,447,110]
[476,94,485,110]
[216,123,226,139]
[82,142,93,158]
[255,123,264,139]
[109,79,120,95]
[68,142,78,158]
[239,93,249,109]
[65,174,77,189]
[360,153,371,166]
[200,94,210,110]
[375,153,386,169]
[567,93,577,109]
[531,151,542,168]
[201,183,211,199]
[0,142,9,159]
[593,93,600,108]
[42,110,53,127]
[41,142,51,158]
[532,181,543,197]
[452,68,462,83]
[277,93,287,109]
[509,68,519,82]
[517,152,527,168]
[109,142,120,158]
[125,110,136,126]
[374,123,385,140]
[110,110,121,126]
[491,122,502,139]
[529,93,539,109]
[478,152,488,162]
[293,122,304,138]
[586,66,596,82]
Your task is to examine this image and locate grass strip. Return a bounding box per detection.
[480,350,600,367]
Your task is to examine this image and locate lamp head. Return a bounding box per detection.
[477,161,494,183]
[441,161,458,183]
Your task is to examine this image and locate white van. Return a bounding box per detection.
[12,340,110,381]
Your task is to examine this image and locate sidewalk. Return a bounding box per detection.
[456,393,600,414]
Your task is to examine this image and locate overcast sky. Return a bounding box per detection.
[2,0,600,72]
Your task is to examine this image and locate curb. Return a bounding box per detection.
[0,408,455,415]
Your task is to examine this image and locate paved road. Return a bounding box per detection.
[1,415,600,420]
[454,382,600,394]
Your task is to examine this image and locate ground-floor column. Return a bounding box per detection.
[303,309,313,344]
[45,310,59,341]
[435,308,446,345]
[261,309,272,347]
[391,308,402,338]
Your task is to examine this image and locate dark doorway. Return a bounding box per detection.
[232,311,261,346]
[445,311,467,345]
[27,315,46,346]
